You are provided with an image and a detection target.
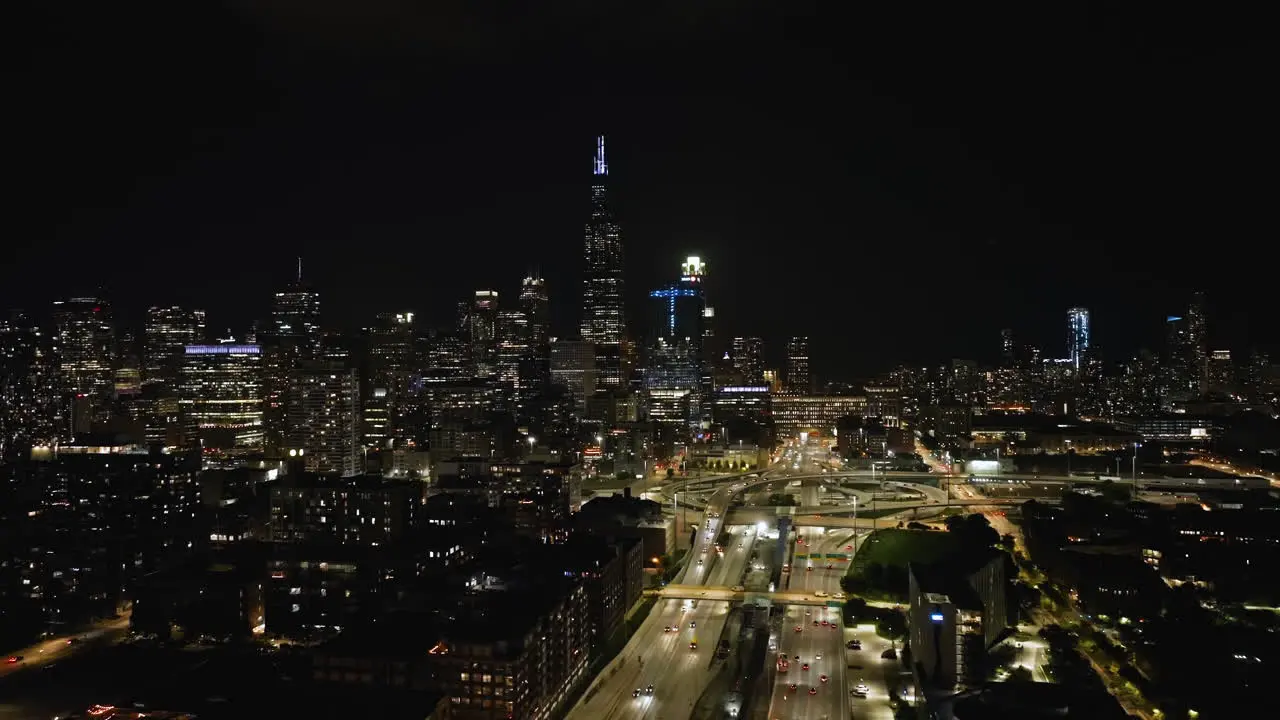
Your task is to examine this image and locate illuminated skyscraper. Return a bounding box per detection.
[581,136,626,387]
[519,274,550,347]
[786,337,811,394]
[1066,307,1090,371]
[180,341,264,454]
[470,290,499,375]
[0,311,59,457]
[52,297,115,403]
[288,357,360,476]
[143,306,206,388]
[731,337,765,385]
[262,260,321,452]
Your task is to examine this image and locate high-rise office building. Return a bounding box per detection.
[1066,307,1090,371]
[1187,292,1209,393]
[0,311,60,458]
[287,357,361,477]
[520,274,550,346]
[496,309,528,390]
[179,341,265,454]
[786,337,810,394]
[732,337,765,384]
[52,297,116,405]
[647,256,710,426]
[581,136,626,388]
[470,290,499,375]
[143,306,206,388]
[262,261,321,452]
[518,274,551,404]
[365,311,418,448]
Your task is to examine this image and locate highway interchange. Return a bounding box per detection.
[570,441,931,720]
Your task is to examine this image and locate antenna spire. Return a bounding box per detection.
[297,257,303,283]
[594,135,608,176]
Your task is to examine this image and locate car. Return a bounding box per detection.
[633,688,641,698]
[854,683,870,695]
[826,564,834,569]
[801,663,810,671]
[808,687,818,695]
[690,621,696,628]
[698,559,704,565]
[847,640,862,649]
[806,566,813,572]
[881,648,897,660]
[646,684,654,695]
[794,626,802,633]
[5,656,21,664]
[788,683,798,692]
[690,641,698,650]
[821,620,829,626]
[812,620,820,627]
[805,609,812,615]
[820,674,829,683]
[815,653,822,660]
[850,688,867,698]
[663,625,671,632]
[794,654,801,660]
[845,544,853,550]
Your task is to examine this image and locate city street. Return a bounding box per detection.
[0,612,131,679]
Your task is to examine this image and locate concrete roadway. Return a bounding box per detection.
[566,504,758,720]
[766,527,859,720]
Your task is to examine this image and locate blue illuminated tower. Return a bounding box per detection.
[646,257,710,426]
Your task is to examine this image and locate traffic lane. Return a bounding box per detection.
[0,613,131,678]
[630,601,729,720]
[568,598,690,719]
[844,625,897,720]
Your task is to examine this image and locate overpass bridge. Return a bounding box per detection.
[645,584,847,607]
[726,496,1059,528]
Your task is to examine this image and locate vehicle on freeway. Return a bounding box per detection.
[645,684,654,695]
[788,683,798,693]
[794,626,802,633]
[820,674,829,683]
[690,640,698,650]
[633,688,641,698]
[6,656,22,663]
[801,663,810,671]
[808,686,818,695]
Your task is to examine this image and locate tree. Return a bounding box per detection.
[876,609,907,640]
[1007,666,1034,683]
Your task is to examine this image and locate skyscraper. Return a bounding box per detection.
[1066,307,1090,371]
[180,340,264,454]
[581,136,626,388]
[1187,292,1208,393]
[470,290,499,375]
[646,256,709,426]
[262,260,321,452]
[52,297,116,403]
[519,274,550,347]
[288,356,360,476]
[786,337,811,394]
[144,306,206,388]
[731,337,765,384]
[0,311,59,457]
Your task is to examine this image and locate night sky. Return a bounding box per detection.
[9,2,1267,377]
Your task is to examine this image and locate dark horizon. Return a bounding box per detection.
[9,2,1269,377]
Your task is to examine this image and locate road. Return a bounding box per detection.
[0,612,131,679]
[567,483,754,720]
[765,526,901,720]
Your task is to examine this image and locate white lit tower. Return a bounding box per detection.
[581,136,626,388]
[1066,307,1090,372]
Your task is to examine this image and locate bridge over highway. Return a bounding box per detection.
[645,584,847,607]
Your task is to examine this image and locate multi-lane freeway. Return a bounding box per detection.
[567,482,762,719]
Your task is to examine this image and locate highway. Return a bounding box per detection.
[567,483,758,720]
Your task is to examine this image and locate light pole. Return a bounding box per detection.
[1064,439,1072,477]
[1132,442,1141,490]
